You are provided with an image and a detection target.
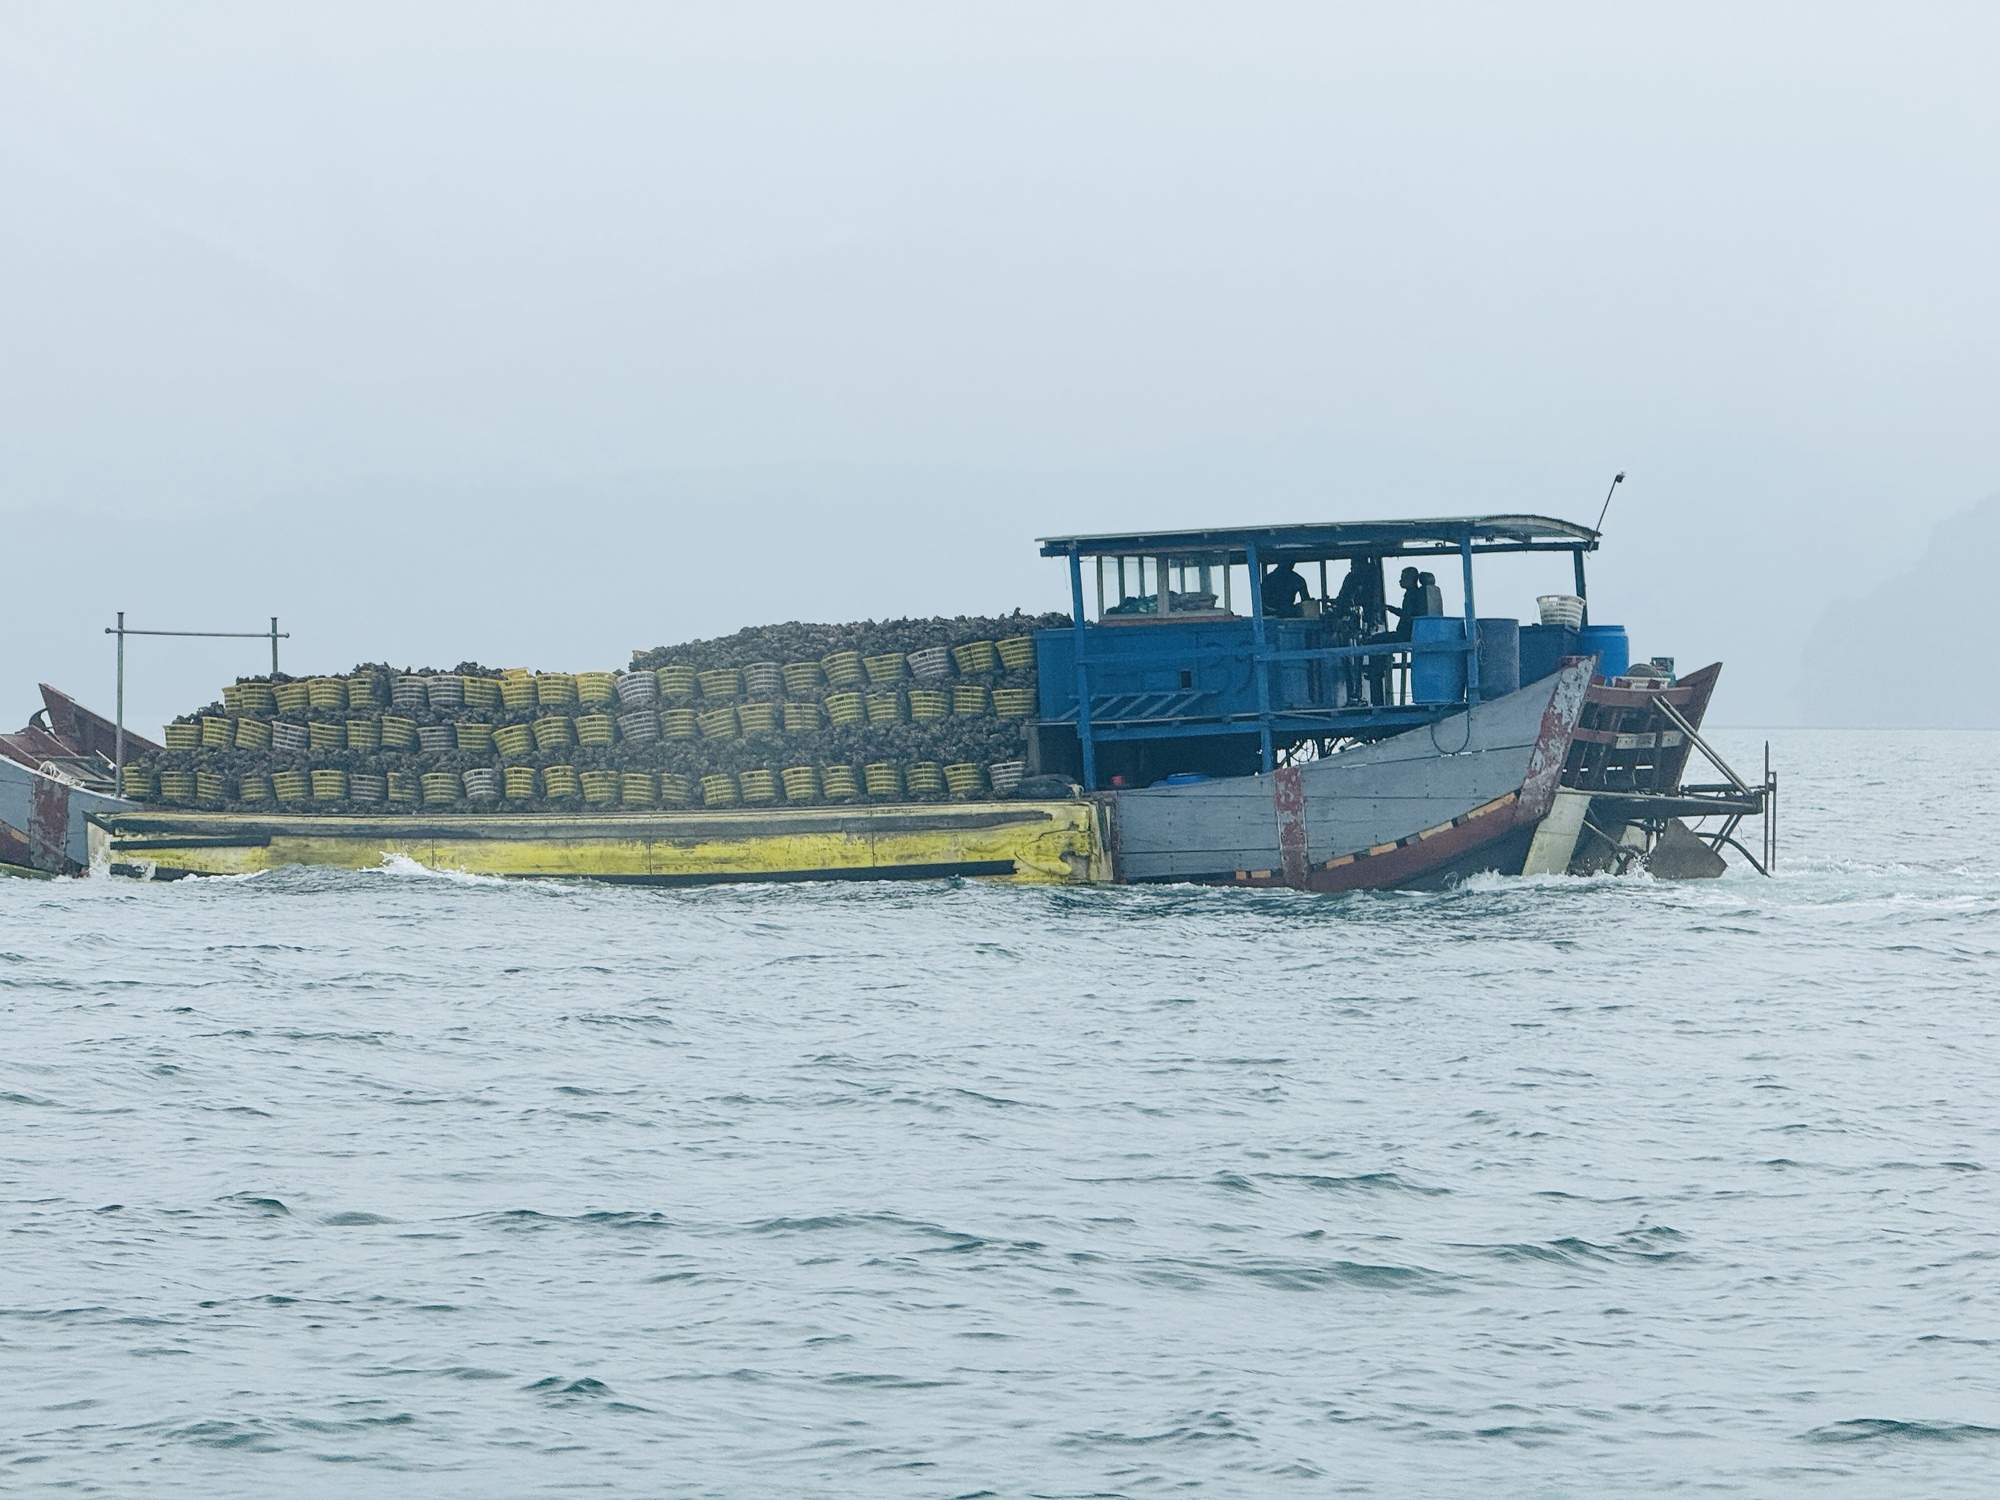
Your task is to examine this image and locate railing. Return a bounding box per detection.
[1053,635,1489,784]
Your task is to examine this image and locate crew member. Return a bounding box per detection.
[1386,566,1430,640]
[1330,562,1373,703]
[1331,562,1372,621]
[1260,559,1311,619]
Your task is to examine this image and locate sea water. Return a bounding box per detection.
[2,729,1996,1497]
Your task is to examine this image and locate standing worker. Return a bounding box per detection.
[1386,566,1433,640]
[1261,558,1311,619]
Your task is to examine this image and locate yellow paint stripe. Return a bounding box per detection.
[99,802,1100,885]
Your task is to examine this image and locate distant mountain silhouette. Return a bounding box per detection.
[1798,495,2000,727]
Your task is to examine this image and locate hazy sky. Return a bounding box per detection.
[4,2,1996,735]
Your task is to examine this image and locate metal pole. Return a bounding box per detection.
[1459,536,1481,707]
[1593,470,1626,534]
[1247,540,1274,773]
[114,611,125,791]
[1573,547,1589,628]
[101,618,291,791]
[1069,548,1098,792]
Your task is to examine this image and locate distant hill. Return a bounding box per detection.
[1798,495,2000,727]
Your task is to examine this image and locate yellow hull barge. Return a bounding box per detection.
[87,800,1112,886]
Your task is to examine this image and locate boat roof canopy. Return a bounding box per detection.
[1038,514,1597,564]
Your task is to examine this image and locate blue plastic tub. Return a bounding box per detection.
[1576,624,1629,681]
[1411,616,1467,704]
[1519,624,1577,684]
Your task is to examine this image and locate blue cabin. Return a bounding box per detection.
[1031,515,1617,790]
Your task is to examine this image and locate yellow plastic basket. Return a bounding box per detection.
[951,640,999,674]
[697,667,743,699]
[863,652,909,684]
[821,651,865,687]
[532,716,576,750]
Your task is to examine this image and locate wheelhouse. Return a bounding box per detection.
[1032,514,1604,790]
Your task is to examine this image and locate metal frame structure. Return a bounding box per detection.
[1039,515,1599,789]
[106,614,288,789]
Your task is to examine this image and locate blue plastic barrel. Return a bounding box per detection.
[1576,624,1629,681]
[1411,616,1467,704]
[1476,618,1520,698]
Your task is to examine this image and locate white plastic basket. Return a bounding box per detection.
[1537,594,1585,629]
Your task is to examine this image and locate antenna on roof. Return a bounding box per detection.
[1593,471,1627,535]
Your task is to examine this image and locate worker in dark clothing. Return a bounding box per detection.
[1332,562,1371,619]
[1261,559,1310,619]
[1330,562,1373,705]
[1386,566,1430,641]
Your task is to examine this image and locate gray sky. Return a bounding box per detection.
[4,1,1996,735]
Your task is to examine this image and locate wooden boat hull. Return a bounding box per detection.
[82,668,1594,894]
[0,755,132,876]
[1107,662,1593,891]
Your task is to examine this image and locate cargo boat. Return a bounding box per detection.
[20,514,1772,887]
